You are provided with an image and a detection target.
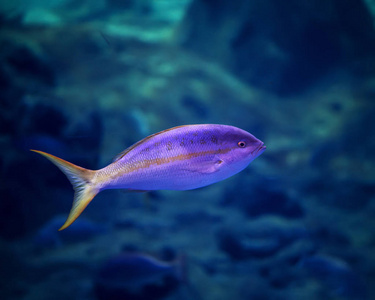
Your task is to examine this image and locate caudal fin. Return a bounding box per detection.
[31,150,99,230]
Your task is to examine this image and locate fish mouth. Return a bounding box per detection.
[252,142,266,155]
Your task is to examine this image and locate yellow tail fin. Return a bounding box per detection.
[31,150,98,230]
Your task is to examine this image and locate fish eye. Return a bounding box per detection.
[237,141,246,148]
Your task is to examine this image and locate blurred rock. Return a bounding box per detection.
[106,0,134,10]
[94,252,183,300]
[181,95,209,118]
[223,180,304,219]
[23,8,62,26]
[312,226,351,248]
[0,40,57,138]
[174,209,222,227]
[24,103,67,137]
[243,189,304,219]
[178,0,375,95]
[33,215,108,249]
[0,187,27,239]
[302,254,367,299]
[217,217,309,260]
[5,44,56,87]
[64,112,103,167]
[0,241,29,299]
[217,229,281,260]
[304,179,375,211]
[14,134,68,158]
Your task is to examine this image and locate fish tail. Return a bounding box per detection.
[31,150,99,231]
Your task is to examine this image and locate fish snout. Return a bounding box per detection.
[253,142,266,156]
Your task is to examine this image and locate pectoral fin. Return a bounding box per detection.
[184,158,224,174]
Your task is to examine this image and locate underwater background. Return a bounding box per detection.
[1,0,375,299]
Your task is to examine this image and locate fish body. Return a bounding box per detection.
[32,124,266,230]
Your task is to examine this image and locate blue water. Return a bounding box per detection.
[1,1,374,299]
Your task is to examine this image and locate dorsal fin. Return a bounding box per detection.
[112,134,159,162]
[112,125,189,162]
[112,146,136,162]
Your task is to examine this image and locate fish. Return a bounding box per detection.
[95,252,186,300]
[301,254,367,299]
[31,124,266,230]
[97,253,184,289]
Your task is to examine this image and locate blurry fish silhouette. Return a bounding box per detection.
[302,254,367,299]
[95,252,185,300]
[31,124,266,230]
[33,215,107,248]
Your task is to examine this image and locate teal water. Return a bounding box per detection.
[1,1,374,299]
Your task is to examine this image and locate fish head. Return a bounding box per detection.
[218,126,266,172]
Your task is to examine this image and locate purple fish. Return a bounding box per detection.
[31,124,266,230]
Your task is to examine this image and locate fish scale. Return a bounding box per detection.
[31,124,266,230]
